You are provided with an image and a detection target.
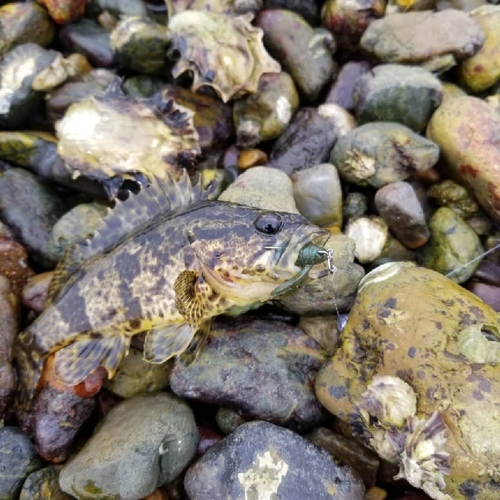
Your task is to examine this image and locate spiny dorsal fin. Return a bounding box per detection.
[47,170,217,304]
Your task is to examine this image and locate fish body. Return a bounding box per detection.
[15,173,328,409]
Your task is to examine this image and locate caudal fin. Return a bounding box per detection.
[13,330,45,414]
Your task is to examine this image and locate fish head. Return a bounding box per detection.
[190,204,330,305]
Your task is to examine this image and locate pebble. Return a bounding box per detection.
[19,465,72,500]
[170,317,328,432]
[375,182,429,249]
[59,392,199,500]
[298,315,339,355]
[0,237,35,295]
[0,427,42,500]
[215,407,247,435]
[184,421,366,500]
[0,168,68,267]
[353,64,443,132]
[343,192,368,222]
[417,207,484,283]
[21,271,53,314]
[427,179,481,221]
[237,149,268,170]
[466,281,500,311]
[344,216,389,264]
[291,163,343,228]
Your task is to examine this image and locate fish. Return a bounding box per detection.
[14,170,330,410]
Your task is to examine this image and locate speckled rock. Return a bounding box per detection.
[353,64,442,132]
[360,10,485,72]
[0,238,35,295]
[418,207,484,283]
[59,392,199,500]
[0,169,67,267]
[170,317,328,432]
[375,182,429,249]
[103,347,172,398]
[0,427,42,500]
[315,262,500,499]
[219,166,299,213]
[19,465,71,500]
[184,421,366,500]
[291,163,343,227]
[331,122,439,188]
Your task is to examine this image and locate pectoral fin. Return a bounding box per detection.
[144,323,196,363]
[174,270,206,325]
[54,335,130,385]
[179,319,212,366]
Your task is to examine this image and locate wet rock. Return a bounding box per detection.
[0,276,18,417]
[59,18,113,67]
[298,315,339,355]
[0,427,42,500]
[291,163,343,227]
[19,465,71,500]
[0,2,55,56]
[466,281,500,311]
[325,61,372,111]
[353,64,442,132]
[233,72,299,148]
[263,0,320,26]
[343,192,368,222]
[219,166,299,213]
[197,426,224,456]
[269,104,354,175]
[161,85,234,154]
[256,10,336,102]
[110,17,168,75]
[427,96,500,223]
[184,421,366,500]
[427,179,482,220]
[0,169,68,267]
[472,260,500,287]
[0,43,58,128]
[0,238,35,295]
[321,0,385,59]
[49,202,108,261]
[22,271,53,314]
[315,262,500,499]
[103,347,172,398]
[170,317,328,432]
[345,216,389,264]
[331,122,439,188]
[306,427,380,489]
[215,408,247,435]
[418,207,484,283]
[360,11,485,72]
[59,393,199,500]
[31,384,96,463]
[375,182,429,249]
[460,5,500,92]
[278,233,364,314]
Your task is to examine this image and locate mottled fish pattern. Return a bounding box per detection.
[14,171,328,410]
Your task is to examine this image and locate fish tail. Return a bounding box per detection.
[13,329,45,414]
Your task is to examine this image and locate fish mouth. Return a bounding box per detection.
[272,225,330,279]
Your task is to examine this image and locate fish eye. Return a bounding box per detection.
[254,212,283,235]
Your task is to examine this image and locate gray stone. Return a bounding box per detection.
[184,421,366,500]
[59,392,199,500]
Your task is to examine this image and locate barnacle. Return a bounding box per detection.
[167,10,281,102]
[457,323,500,364]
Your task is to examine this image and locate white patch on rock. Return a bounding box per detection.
[238,448,289,500]
[276,96,292,124]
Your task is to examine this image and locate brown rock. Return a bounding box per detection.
[237,149,268,170]
[0,238,35,296]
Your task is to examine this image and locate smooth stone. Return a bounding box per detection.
[298,315,339,355]
[233,72,299,148]
[417,207,484,283]
[184,421,366,500]
[331,122,439,188]
[472,260,500,287]
[19,465,71,500]
[255,10,336,102]
[375,182,429,249]
[315,262,500,499]
[343,192,368,222]
[59,393,199,500]
[460,6,500,92]
[0,169,68,267]
[466,281,500,311]
[325,61,372,111]
[291,163,343,227]
[0,427,42,500]
[278,233,365,315]
[170,317,328,432]
[0,43,58,128]
[269,104,353,175]
[263,0,320,25]
[86,0,148,18]
[237,149,268,169]
[345,216,388,264]
[427,96,500,223]
[215,408,247,435]
[353,64,442,132]
[103,347,172,398]
[219,166,299,213]
[360,11,485,71]
[306,427,380,489]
